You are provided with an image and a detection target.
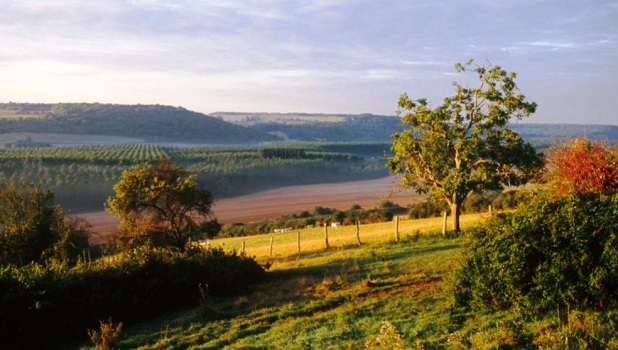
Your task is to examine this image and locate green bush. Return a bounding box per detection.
[408,197,448,219]
[0,183,89,267]
[462,192,493,213]
[491,189,530,210]
[454,191,618,313]
[0,247,265,349]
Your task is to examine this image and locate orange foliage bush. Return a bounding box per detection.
[551,138,618,194]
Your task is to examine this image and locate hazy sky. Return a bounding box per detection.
[1,0,617,124]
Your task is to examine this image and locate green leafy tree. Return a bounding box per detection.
[0,183,89,267]
[106,158,217,250]
[388,60,543,231]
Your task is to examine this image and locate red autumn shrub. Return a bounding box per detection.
[551,138,618,194]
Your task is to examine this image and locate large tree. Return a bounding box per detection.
[387,60,543,232]
[106,158,218,250]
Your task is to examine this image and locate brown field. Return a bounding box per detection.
[81,176,424,244]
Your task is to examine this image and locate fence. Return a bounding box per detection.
[205,210,490,261]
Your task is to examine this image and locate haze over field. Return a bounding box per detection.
[1,0,617,124]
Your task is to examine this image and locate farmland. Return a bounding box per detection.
[82,176,422,243]
[0,143,389,212]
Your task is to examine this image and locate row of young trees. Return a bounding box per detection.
[0,144,387,211]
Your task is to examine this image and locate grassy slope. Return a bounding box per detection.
[77,214,487,349]
[0,103,277,143]
[79,213,608,349]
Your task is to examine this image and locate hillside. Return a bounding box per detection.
[213,112,618,143]
[0,103,278,143]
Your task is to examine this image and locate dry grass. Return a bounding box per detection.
[209,213,487,260]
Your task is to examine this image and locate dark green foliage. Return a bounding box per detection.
[0,247,265,349]
[491,189,530,210]
[0,183,89,267]
[461,192,498,214]
[0,103,276,143]
[454,191,618,313]
[408,197,449,219]
[313,206,334,216]
[258,147,306,159]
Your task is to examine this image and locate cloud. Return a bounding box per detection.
[0,0,616,124]
[526,41,576,49]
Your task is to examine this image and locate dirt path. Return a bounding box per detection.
[80,176,423,244]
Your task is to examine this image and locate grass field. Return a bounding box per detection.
[209,213,486,261]
[78,211,616,349]
[79,213,547,349]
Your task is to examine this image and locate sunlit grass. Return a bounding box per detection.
[76,214,497,349]
[210,213,488,261]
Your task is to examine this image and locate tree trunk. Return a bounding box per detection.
[450,202,460,233]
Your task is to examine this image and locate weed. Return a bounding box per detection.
[87,318,123,350]
[365,321,408,350]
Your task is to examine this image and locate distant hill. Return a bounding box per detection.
[211,112,618,143]
[0,103,278,143]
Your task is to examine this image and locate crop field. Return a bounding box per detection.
[0,143,387,212]
[79,213,545,349]
[82,176,422,243]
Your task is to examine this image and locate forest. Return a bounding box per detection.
[0,103,277,143]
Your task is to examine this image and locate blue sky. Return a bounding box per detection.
[1,0,617,124]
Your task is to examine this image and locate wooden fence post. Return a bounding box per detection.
[355,220,361,246]
[442,212,448,237]
[488,204,493,214]
[269,236,273,257]
[324,223,329,250]
[297,231,301,258]
[395,216,400,242]
[241,241,245,254]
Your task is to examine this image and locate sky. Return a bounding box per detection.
[0,0,617,124]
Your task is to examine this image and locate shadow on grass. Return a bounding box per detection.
[114,237,462,350]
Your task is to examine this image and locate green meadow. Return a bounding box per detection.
[80,213,579,349]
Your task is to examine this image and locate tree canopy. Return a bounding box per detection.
[0,183,89,267]
[387,60,543,231]
[106,158,218,250]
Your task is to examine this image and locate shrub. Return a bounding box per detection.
[454,191,618,313]
[461,192,492,214]
[0,183,90,267]
[550,138,618,194]
[408,197,448,219]
[491,189,530,211]
[0,247,265,349]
